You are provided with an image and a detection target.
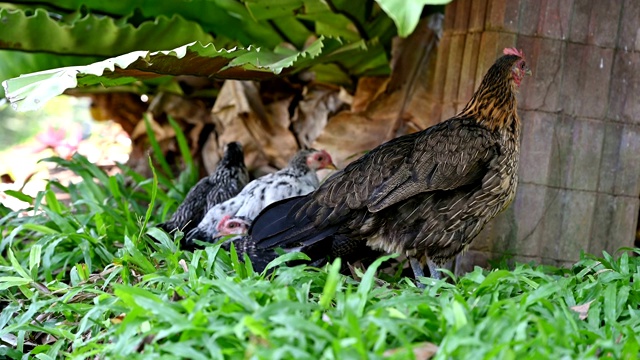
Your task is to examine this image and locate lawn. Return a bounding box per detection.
[1,154,639,359]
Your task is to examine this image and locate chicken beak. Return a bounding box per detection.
[326,162,338,170]
[525,67,532,76]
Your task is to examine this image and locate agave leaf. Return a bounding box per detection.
[0,8,214,56]
[374,0,451,37]
[4,37,361,111]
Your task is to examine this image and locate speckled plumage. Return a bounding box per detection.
[202,216,279,271]
[251,50,530,278]
[226,235,278,271]
[159,142,249,235]
[185,149,335,245]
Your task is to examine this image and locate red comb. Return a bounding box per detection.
[503,48,524,58]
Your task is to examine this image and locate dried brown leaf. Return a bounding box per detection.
[292,84,348,148]
[313,111,397,167]
[148,92,211,126]
[148,92,214,159]
[201,132,224,175]
[388,15,443,131]
[111,313,127,324]
[68,292,98,303]
[171,290,185,302]
[570,300,594,320]
[34,333,58,345]
[32,282,51,295]
[0,334,17,347]
[0,333,38,348]
[383,341,438,359]
[1,173,14,183]
[314,15,442,167]
[350,77,389,113]
[88,92,147,134]
[205,80,299,173]
[347,262,362,281]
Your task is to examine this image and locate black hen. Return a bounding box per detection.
[250,48,531,280]
[159,142,249,236]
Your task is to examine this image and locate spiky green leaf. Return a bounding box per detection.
[3,37,372,111]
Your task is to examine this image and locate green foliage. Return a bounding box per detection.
[3,37,371,112]
[1,154,640,358]
[0,8,214,56]
[1,0,450,109]
[10,0,286,48]
[374,0,451,37]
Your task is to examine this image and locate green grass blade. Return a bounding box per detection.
[319,259,342,310]
[3,190,34,204]
[0,276,32,290]
[138,156,159,242]
[144,113,173,177]
[167,115,197,184]
[8,248,32,281]
[28,244,42,277]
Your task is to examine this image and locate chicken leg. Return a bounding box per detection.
[426,259,441,280]
[410,256,444,288]
[409,257,427,288]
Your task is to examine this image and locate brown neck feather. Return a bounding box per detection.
[457,59,521,135]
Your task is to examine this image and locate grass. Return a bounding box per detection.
[1,154,640,359]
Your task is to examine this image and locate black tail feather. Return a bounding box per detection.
[294,226,341,249]
[250,195,339,250]
[249,196,305,243]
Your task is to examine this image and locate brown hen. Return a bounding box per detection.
[250,48,531,280]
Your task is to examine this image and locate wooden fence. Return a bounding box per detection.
[425,0,640,271]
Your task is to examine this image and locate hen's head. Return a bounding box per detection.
[502,48,531,87]
[220,142,246,166]
[305,149,337,171]
[216,215,250,235]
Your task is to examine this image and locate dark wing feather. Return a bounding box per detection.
[305,132,421,224]
[366,121,499,211]
[311,120,498,218]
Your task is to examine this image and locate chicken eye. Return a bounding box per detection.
[229,223,236,228]
[317,156,325,162]
[520,62,526,69]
